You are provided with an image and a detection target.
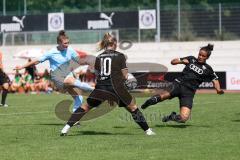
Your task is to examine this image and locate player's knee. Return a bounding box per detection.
[180,114,190,122]
[180,106,191,122]
[63,77,75,85]
[126,104,137,112]
[161,92,171,100]
[80,104,90,112]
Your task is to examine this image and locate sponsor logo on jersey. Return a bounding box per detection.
[189,64,203,74]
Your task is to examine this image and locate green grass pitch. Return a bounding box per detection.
[0,93,239,160]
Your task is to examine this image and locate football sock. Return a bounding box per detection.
[67,107,87,127]
[61,124,70,134]
[130,108,149,131]
[74,79,94,92]
[72,95,83,112]
[141,95,162,109]
[1,89,8,105]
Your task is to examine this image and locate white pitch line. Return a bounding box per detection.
[0,111,52,116]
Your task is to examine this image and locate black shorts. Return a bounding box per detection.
[87,84,133,108]
[169,82,195,109]
[0,70,10,85]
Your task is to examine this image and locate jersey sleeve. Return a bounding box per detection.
[70,48,78,58]
[205,66,219,82]
[70,48,79,64]
[38,51,52,63]
[119,54,127,70]
[180,56,195,62]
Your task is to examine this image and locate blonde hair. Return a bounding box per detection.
[57,30,69,44]
[98,33,117,51]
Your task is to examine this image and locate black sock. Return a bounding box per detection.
[130,108,149,131]
[67,107,87,127]
[141,95,162,109]
[1,89,8,105]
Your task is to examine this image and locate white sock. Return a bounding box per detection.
[74,80,94,91]
[61,124,70,134]
[72,95,83,112]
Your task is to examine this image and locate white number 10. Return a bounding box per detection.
[100,57,112,76]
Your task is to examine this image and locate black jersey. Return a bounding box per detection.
[95,49,127,86]
[175,56,218,91]
[0,69,10,85]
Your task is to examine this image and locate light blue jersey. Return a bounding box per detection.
[38,46,92,112]
[38,46,78,71]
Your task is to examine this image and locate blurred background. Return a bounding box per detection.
[0,0,240,93]
[1,0,240,44]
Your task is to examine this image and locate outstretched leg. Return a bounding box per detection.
[60,96,102,136]
[60,104,90,136]
[65,86,84,112]
[126,101,155,135]
[141,91,171,109]
[64,77,93,112]
[64,77,94,92]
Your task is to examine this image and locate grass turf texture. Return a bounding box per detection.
[0,93,239,160]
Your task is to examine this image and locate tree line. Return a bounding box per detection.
[0,0,239,15]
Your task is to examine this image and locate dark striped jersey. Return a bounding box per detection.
[176,56,218,91]
[95,49,127,86]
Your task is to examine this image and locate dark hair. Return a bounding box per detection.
[200,43,214,57]
[98,33,117,51]
[57,30,69,44]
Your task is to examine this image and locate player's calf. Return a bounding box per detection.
[141,95,162,109]
[60,107,88,136]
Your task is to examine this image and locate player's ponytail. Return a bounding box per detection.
[98,33,117,51]
[57,30,69,44]
[200,43,214,58]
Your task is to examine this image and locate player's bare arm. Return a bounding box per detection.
[14,59,40,70]
[213,79,224,94]
[121,68,128,80]
[171,58,189,65]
